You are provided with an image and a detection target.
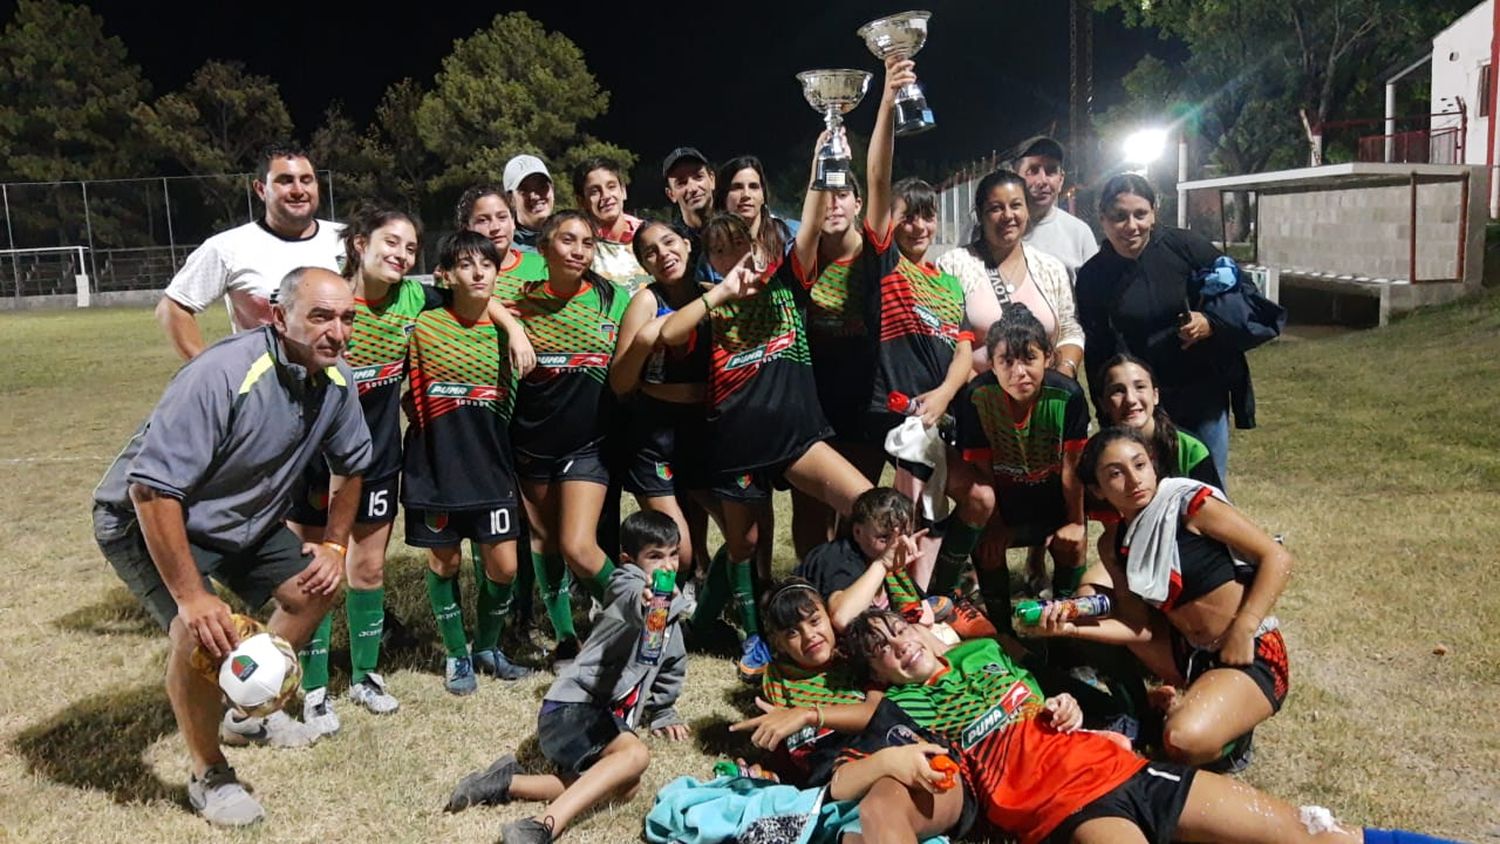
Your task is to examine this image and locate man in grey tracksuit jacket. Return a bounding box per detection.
[91,267,371,827]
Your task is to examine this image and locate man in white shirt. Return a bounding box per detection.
[1013,136,1098,277]
[155,144,344,360]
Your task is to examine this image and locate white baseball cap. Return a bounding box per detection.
[503,154,552,193]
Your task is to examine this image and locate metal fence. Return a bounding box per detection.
[0,171,337,301]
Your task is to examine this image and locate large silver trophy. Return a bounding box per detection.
[796,69,872,192]
[858,10,935,137]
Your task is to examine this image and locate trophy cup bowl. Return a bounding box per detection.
[796,69,872,191]
[857,10,936,137]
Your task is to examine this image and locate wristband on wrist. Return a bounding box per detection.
[321,541,348,557]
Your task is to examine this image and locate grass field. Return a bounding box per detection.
[1,295,1498,843]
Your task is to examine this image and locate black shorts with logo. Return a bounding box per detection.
[1046,762,1197,844]
[514,444,612,486]
[286,465,401,527]
[404,501,523,548]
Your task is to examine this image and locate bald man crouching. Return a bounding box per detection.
[92,267,371,826]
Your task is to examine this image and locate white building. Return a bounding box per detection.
[1428,0,1493,168]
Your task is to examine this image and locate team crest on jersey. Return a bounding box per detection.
[735,474,753,490]
[655,462,673,481]
[982,662,1004,674]
[425,512,450,533]
[404,323,417,336]
[885,724,922,746]
[599,322,618,344]
[307,487,329,511]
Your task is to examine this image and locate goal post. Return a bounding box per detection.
[0,245,91,307]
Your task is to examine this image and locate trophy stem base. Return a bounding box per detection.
[894,96,936,137]
[813,157,855,192]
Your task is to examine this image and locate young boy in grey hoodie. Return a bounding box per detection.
[445,511,692,843]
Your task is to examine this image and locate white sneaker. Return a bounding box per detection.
[348,673,400,714]
[188,764,264,827]
[219,709,320,748]
[302,687,340,736]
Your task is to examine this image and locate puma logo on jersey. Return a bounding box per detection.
[426,382,499,400]
[724,329,796,371]
[351,361,404,390]
[536,352,611,370]
[960,680,1034,748]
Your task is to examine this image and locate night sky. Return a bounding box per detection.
[9,1,1173,190]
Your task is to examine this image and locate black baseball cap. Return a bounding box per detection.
[661,146,710,179]
[1014,136,1066,166]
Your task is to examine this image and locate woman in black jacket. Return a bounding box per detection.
[1076,174,1243,481]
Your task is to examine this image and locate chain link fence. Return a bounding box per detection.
[0,172,337,304]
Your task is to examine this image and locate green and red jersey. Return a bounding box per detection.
[805,251,873,435]
[344,280,445,482]
[873,638,1145,844]
[402,307,517,509]
[494,248,548,304]
[707,257,830,474]
[956,370,1088,488]
[511,276,629,459]
[761,660,867,785]
[861,221,971,413]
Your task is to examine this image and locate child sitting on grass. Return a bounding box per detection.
[952,304,1089,625]
[444,511,693,843]
[795,488,995,639]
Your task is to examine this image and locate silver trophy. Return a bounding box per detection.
[795,69,872,192]
[858,10,936,137]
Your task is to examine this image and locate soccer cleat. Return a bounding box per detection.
[445,656,478,696]
[947,597,998,640]
[501,815,556,844]
[473,648,532,681]
[301,686,340,736]
[348,673,400,715]
[188,763,265,827]
[445,753,518,812]
[1206,729,1256,775]
[737,634,771,684]
[219,709,320,748]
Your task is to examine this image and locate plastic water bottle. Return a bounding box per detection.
[1014,594,1112,627]
[887,390,955,433]
[638,568,676,665]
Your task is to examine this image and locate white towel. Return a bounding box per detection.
[883,417,950,522]
[1122,477,1245,605]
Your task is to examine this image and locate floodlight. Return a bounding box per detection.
[1123,128,1170,166]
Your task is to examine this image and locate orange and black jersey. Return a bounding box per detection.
[402,307,517,510]
[861,221,971,414]
[511,277,630,460]
[865,638,1145,844]
[706,257,831,475]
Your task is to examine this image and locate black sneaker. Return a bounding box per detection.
[552,637,580,667]
[446,753,518,812]
[501,816,555,844]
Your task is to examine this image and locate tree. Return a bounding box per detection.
[309,101,385,214]
[415,12,635,194]
[133,60,295,230]
[0,0,151,248]
[1099,0,1473,168]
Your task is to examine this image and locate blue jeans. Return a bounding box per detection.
[1181,409,1229,488]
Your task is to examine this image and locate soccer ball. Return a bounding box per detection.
[217,631,301,717]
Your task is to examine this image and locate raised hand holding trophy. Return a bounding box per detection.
[795,69,872,192]
[858,10,935,136]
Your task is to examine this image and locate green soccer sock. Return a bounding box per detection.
[691,545,730,631]
[473,553,514,653]
[1053,563,1086,598]
[584,557,617,601]
[976,564,1014,634]
[425,569,470,659]
[730,554,759,637]
[931,518,985,596]
[345,586,385,685]
[298,612,332,692]
[533,551,576,640]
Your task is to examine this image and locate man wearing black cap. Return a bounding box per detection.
[662,147,714,252]
[1013,136,1098,276]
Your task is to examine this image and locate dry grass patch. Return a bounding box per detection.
[1,296,1497,842]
